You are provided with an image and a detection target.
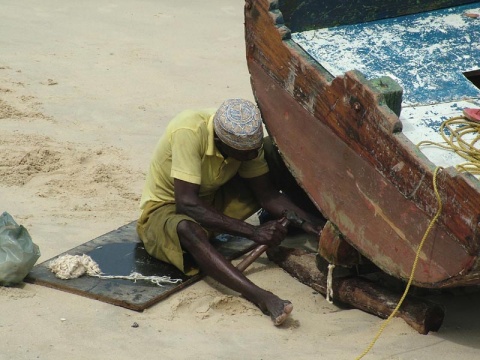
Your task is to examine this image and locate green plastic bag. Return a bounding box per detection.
[0,212,41,286]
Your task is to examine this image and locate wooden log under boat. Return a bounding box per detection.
[267,246,446,334]
[244,0,480,288]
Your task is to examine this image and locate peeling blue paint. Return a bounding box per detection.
[293,3,480,106]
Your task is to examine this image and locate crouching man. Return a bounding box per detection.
[137,99,322,325]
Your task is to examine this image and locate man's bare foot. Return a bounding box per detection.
[256,292,293,326]
[270,300,293,326]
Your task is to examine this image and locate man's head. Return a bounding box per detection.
[213,99,263,159]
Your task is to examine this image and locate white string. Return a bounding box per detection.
[326,263,335,304]
[95,272,182,285]
[48,254,102,279]
[48,254,182,286]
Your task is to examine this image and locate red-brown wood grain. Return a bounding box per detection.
[245,0,480,287]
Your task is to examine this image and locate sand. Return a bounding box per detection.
[1,1,480,359]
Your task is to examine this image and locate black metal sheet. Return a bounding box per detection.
[25,221,255,311]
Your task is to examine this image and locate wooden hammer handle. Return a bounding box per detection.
[236,244,269,272]
[236,216,289,272]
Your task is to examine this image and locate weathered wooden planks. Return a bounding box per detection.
[292,5,480,106]
[245,0,480,287]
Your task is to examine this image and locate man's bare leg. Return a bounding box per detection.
[177,220,293,326]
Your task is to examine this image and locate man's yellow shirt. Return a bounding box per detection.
[139,108,269,209]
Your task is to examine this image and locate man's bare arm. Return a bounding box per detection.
[246,173,325,234]
[174,178,286,246]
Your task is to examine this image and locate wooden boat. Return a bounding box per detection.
[245,0,480,288]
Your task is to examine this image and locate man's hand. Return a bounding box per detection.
[251,218,288,247]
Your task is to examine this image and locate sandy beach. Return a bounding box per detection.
[1,1,480,359]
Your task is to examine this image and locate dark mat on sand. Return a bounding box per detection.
[25,221,254,311]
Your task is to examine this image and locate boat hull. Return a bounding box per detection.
[245,0,480,287]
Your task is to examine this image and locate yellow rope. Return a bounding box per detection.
[355,114,480,358]
[355,166,443,360]
[417,115,480,174]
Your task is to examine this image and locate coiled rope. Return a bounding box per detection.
[417,115,480,174]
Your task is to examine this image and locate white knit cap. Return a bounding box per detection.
[213,99,263,150]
